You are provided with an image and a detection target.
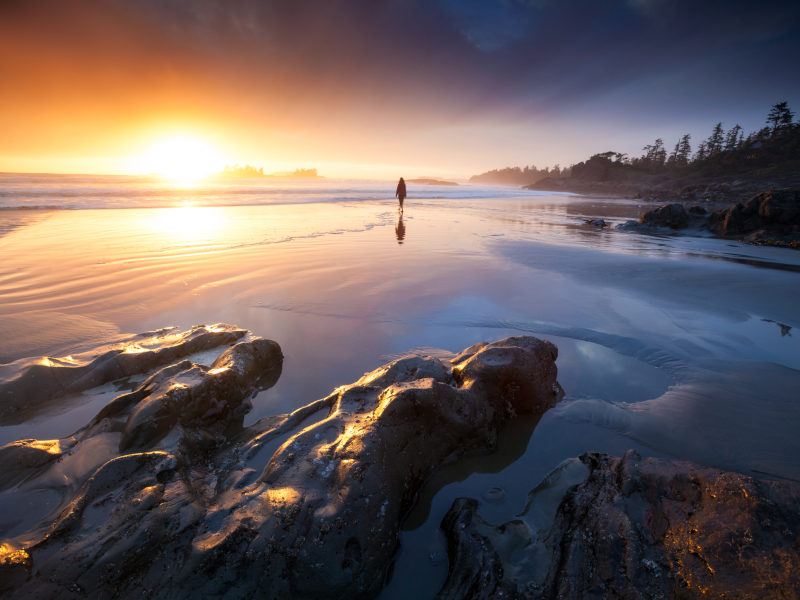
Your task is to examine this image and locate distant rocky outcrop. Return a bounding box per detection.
[618,189,800,248]
[0,332,562,599]
[408,178,458,186]
[707,189,800,246]
[639,203,692,229]
[583,218,608,228]
[438,451,800,599]
[616,203,706,233]
[217,166,322,179]
[528,175,799,205]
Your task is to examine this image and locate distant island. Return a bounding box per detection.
[471,102,800,204]
[407,178,458,186]
[218,165,322,179]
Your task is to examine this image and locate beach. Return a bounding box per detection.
[1,175,799,596]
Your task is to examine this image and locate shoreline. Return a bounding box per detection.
[1,191,799,597]
[526,172,800,204]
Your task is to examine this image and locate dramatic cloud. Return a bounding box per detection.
[1,0,798,176]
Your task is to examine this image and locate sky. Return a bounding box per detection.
[1,0,799,179]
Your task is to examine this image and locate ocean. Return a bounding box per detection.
[0,173,544,210]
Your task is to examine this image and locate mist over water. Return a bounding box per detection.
[0,177,798,597]
[0,173,548,210]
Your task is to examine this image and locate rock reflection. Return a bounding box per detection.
[402,412,545,530]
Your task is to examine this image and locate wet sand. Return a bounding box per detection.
[1,193,799,597]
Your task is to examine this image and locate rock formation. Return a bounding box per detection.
[0,324,250,425]
[620,189,800,247]
[638,203,691,229]
[707,189,800,247]
[0,332,563,599]
[438,451,800,599]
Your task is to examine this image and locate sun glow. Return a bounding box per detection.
[132,135,224,183]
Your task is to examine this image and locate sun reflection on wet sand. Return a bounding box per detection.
[150,206,226,239]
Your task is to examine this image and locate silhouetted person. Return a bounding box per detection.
[395,177,406,212]
[395,216,406,244]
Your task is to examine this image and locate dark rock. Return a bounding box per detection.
[0,439,71,490]
[0,324,249,425]
[117,337,283,452]
[708,189,800,241]
[639,203,690,229]
[742,230,800,249]
[583,219,607,228]
[0,333,562,599]
[438,451,800,599]
[0,543,31,595]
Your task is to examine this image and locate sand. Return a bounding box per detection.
[1,191,799,597]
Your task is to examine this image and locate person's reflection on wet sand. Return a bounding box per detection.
[395,216,406,245]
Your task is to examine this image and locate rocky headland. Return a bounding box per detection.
[527,174,800,206]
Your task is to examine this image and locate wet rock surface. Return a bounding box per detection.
[619,189,800,248]
[639,203,691,229]
[0,324,249,425]
[707,189,800,247]
[438,451,800,599]
[583,218,607,228]
[0,332,562,599]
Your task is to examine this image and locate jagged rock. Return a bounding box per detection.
[0,331,282,488]
[619,191,800,246]
[115,337,283,452]
[0,542,31,594]
[0,439,71,490]
[639,203,690,229]
[617,202,701,232]
[0,334,562,599]
[438,451,800,599]
[583,219,607,228]
[0,324,249,425]
[707,189,800,246]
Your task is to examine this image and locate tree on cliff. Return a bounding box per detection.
[706,122,725,155]
[470,100,799,186]
[640,138,666,169]
[694,141,707,162]
[724,125,743,150]
[668,134,692,167]
[767,101,795,136]
[678,134,692,165]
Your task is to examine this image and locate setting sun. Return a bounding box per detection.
[131,136,224,183]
